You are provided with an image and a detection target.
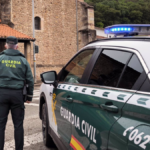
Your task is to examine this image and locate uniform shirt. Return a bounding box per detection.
[0,49,34,101]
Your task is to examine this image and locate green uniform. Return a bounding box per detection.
[0,49,34,101]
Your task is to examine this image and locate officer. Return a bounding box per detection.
[0,36,34,150]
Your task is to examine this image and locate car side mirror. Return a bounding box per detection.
[40,71,58,88]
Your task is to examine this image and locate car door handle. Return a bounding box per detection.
[100,104,119,113]
[66,96,73,102]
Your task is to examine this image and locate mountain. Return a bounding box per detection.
[85,0,150,27]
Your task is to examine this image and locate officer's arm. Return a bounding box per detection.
[26,61,34,101]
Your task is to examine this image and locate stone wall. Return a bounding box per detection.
[0,0,11,24]
[3,0,95,81]
[11,0,34,73]
[78,2,96,48]
[78,1,88,49]
[33,0,78,80]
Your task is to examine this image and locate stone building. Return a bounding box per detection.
[0,0,96,81]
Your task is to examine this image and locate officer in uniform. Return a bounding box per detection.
[0,36,34,150]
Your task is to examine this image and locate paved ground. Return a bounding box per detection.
[4,83,58,150]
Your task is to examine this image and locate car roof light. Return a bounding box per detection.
[104,24,150,36]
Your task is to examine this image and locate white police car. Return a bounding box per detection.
[39,24,150,150]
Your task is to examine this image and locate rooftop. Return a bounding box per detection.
[0,23,35,42]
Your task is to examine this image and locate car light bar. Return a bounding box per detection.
[104,24,150,36]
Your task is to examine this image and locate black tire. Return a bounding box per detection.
[42,103,55,148]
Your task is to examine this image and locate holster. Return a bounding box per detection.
[23,84,29,102]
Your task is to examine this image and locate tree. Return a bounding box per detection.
[85,0,150,27]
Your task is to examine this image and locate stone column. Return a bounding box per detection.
[24,41,31,66]
[87,8,96,43]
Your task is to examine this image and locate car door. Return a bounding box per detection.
[69,48,138,150]
[108,54,149,150]
[53,49,95,149]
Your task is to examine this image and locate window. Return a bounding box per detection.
[140,78,150,92]
[60,50,94,83]
[35,17,41,30]
[118,55,144,89]
[88,50,132,87]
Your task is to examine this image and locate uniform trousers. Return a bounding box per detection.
[0,88,25,150]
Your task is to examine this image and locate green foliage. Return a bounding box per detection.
[85,0,150,27]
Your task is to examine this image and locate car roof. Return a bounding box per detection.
[87,37,150,48]
[86,37,150,53]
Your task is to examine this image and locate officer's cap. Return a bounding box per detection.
[6,36,18,45]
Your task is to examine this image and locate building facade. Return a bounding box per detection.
[95,27,107,39]
[0,0,96,81]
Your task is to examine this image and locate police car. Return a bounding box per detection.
[39,24,150,150]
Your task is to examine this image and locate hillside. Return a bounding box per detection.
[85,0,150,27]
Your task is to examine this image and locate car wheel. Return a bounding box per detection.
[42,103,55,147]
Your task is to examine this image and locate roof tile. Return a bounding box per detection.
[0,24,35,41]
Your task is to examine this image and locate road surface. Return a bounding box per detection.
[4,84,58,150]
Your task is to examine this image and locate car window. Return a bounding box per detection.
[88,49,132,87]
[140,77,150,92]
[61,50,94,83]
[118,54,144,89]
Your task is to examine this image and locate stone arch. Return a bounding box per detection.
[35,16,41,30]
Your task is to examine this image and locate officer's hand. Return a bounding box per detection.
[26,101,31,104]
